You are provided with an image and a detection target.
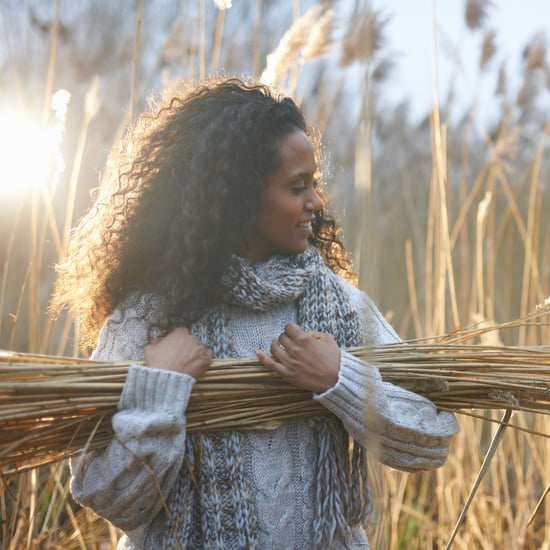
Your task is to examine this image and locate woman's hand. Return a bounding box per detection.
[255,323,340,393]
[144,327,212,379]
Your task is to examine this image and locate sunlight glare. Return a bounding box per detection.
[0,110,55,194]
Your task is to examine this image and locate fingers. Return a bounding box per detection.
[271,324,329,360]
[270,336,294,365]
[273,324,305,356]
[144,327,212,377]
[185,344,212,368]
[280,324,327,343]
[255,348,277,370]
[257,324,340,393]
[255,348,294,380]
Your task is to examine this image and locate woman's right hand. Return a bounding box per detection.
[144,327,212,379]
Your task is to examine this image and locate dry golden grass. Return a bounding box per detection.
[1,307,549,474]
[1,1,549,548]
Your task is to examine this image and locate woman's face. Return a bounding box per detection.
[241,130,323,263]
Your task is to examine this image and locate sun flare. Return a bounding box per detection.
[0,111,57,194]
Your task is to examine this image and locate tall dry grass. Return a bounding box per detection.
[0,0,549,548]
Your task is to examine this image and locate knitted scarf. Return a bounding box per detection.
[162,247,371,549]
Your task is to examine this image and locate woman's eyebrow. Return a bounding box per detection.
[289,168,317,179]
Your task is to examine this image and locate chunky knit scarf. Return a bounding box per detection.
[162,246,371,549]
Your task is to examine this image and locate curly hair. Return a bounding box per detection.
[52,77,354,350]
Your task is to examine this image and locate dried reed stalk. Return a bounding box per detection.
[1,332,550,473]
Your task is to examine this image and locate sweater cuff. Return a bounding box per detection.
[314,351,380,410]
[119,364,195,417]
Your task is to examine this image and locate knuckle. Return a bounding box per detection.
[285,342,299,355]
[283,324,296,336]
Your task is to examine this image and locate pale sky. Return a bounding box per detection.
[376,0,550,123]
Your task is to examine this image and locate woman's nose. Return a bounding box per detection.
[305,189,323,211]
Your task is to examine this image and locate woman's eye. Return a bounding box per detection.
[292,186,307,195]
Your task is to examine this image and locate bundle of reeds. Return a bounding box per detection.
[1,324,550,473]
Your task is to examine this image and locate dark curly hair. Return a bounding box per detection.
[52,77,354,350]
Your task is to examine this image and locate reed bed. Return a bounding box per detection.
[1,340,550,473]
[2,2,550,547]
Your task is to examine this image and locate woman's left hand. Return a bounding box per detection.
[255,323,340,393]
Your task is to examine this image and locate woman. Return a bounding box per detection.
[53,77,458,549]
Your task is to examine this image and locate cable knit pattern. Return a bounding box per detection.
[70,247,459,550]
[159,247,371,549]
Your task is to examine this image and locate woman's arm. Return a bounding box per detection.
[256,279,459,472]
[257,328,458,471]
[314,351,459,471]
[71,365,195,530]
[315,282,459,471]
[70,299,208,532]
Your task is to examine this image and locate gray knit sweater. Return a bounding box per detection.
[70,276,458,549]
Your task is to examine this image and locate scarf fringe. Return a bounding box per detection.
[312,417,371,550]
[164,247,370,548]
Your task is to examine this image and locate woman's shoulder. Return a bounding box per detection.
[331,273,400,345]
[330,272,361,302]
[110,292,162,323]
[91,292,161,362]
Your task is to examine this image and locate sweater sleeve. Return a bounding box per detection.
[314,279,459,472]
[70,299,195,532]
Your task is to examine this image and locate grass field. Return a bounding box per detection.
[0,1,549,548]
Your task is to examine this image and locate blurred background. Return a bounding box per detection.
[0,0,549,548]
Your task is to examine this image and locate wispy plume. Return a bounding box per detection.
[371,57,393,83]
[516,74,538,109]
[480,29,496,71]
[465,0,493,30]
[495,62,507,95]
[302,8,334,60]
[524,32,547,70]
[340,6,388,66]
[261,4,332,87]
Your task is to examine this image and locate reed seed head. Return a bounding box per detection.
[524,33,547,70]
[465,0,493,30]
[495,63,507,95]
[340,7,387,67]
[302,8,334,61]
[480,29,496,72]
[261,4,326,87]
